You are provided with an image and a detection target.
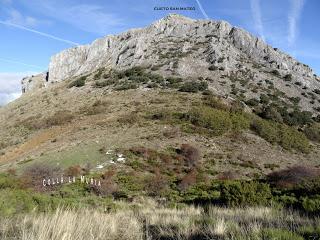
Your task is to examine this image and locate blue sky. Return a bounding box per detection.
[0,0,319,105]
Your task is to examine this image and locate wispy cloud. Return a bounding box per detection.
[5,9,38,28]
[0,20,79,46]
[20,0,125,35]
[288,0,305,46]
[0,57,44,70]
[195,0,209,19]
[250,0,265,41]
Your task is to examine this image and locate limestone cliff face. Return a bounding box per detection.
[45,14,317,83]
[22,14,319,101]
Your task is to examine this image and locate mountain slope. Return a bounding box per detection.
[1,14,320,177]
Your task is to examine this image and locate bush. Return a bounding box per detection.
[0,173,20,189]
[94,79,117,88]
[145,169,168,196]
[186,106,232,136]
[46,111,74,126]
[64,165,82,177]
[285,110,313,126]
[93,68,104,80]
[208,65,218,71]
[298,226,320,239]
[251,119,278,143]
[178,170,198,191]
[304,123,320,142]
[230,113,250,131]
[301,195,320,213]
[123,66,144,77]
[251,119,310,153]
[278,124,310,153]
[260,106,283,123]
[179,81,208,93]
[262,229,303,240]
[283,74,293,81]
[220,181,272,207]
[179,144,201,167]
[267,165,320,188]
[114,82,138,91]
[271,69,280,77]
[0,189,41,216]
[184,106,249,136]
[68,76,86,88]
[203,95,230,111]
[20,164,62,191]
[246,98,260,107]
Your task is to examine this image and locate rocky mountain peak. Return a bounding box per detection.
[154,13,195,24]
[21,14,320,113]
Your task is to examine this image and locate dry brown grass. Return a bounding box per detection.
[0,199,316,240]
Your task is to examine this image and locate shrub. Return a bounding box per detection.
[301,195,320,213]
[179,144,201,167]
[89,178,118,197]
[230,113,250,131]
[178,169,198,191]
[267,165,320,188]
[251,119,310,152]
[251,119,278,143]
[94,79,117,88]
[0,141,7,150]
[260,94,270,104]
[145,169,168,196]
[262,229,303,240]
[0,173,20,189]
[179,81,208,93]
[81,100,109,115]
[68,76,86,88]
[271,69,280,76]
[93,68,104,80]
[246,98,260,107]
[203,95,230,111]
[285,110,313,126]
[20,164,62,191]
[114,82,138,91]
[298,226,320,239]
[46,111,74,126]
[304,123,320,142]
[283,74,293,81]
[186,106,232,136]
[278,124,310,153]
[115,171,144,193]
[220,181,272,207]
[208,65,218,71]
[165,77,183,88]
[260,106,283,123]
[64,165,82,177]
[0,189,36,216]
[123,66,144,77]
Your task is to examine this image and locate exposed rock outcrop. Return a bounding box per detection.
[21,72,48,93]
[44,14,317,84]
[21,14,320,113]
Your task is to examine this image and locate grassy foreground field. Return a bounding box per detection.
[0,199,319,240]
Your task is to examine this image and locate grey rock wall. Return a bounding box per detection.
[23,14,319,93]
